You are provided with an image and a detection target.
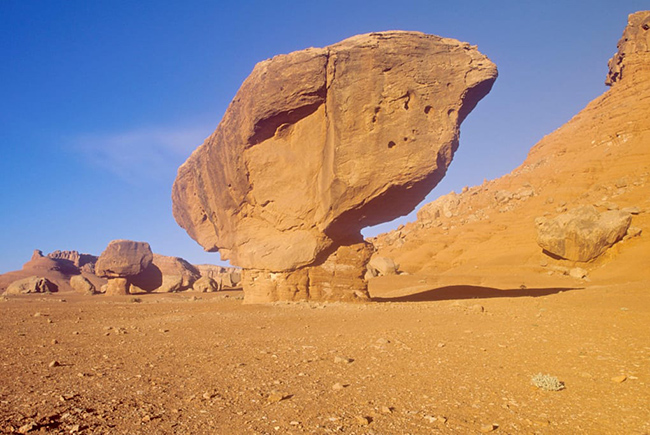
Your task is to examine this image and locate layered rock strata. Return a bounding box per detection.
[172,31,497,302]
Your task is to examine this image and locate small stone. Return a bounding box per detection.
[159,329,169,333]
[569,267,588,280]
[611,375,627,383]
[334,356,354,364]
[72,331,80,335]
[142,415,151,422]
[626,227,642,238]
[203,392,214,400]
[480,423,498,432]
[355,416,371,426]
[51,339,58,345]
[380,406,393,414]
[18,422,38,434]
[289,421,300,426]
[437,342,446,348]
[49,360,60,368]
[376,338,390,345]
[469,304,485,313]
[332,383,345,391]
[34,312,41,317]
[267,392,286,403]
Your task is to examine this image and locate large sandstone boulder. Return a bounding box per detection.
[173,31,497,302]
[6,276,58,295]
[536,206,632,262]
[132,254,200,293]
[70,275,96,295]
[95,240,153,295]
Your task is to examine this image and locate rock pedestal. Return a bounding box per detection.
[241,242,373,304]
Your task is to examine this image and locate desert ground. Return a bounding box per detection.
[1,280,648,434]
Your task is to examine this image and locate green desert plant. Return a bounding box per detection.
[531,373,565,391]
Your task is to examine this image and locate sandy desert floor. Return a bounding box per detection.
[1,280,649,434]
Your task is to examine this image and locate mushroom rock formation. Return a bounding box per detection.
[95,240,153,295]
[172,31,497,303]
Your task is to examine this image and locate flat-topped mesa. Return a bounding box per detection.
[606,11,650,86]
[172,31,497,303]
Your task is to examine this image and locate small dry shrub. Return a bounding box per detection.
[531,373,565,391]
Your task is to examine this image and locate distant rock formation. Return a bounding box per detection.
[172,31,497,303]
[373,11,650,287]
[95,240,153,295]
[47,250,97,269]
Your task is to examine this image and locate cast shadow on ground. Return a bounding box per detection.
[372,285,581,303]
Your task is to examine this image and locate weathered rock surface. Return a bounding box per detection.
[373,12,650,288]
[536,206,632,262]
[70,275,96,295]
[6,276,57,295]
[173,31,496,302]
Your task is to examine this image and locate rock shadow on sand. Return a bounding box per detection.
[373,285,581,303]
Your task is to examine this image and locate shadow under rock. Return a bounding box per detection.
[372,285,582,303]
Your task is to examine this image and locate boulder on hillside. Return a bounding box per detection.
[6,276,58,295]
[172,31,497,303]
[95,240,153,295]
[536,206,632,262]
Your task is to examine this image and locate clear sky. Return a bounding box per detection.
[0,0,647,273]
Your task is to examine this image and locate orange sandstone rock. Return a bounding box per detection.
[173,31,497,302]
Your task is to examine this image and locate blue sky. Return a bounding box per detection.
[0,0,646,273]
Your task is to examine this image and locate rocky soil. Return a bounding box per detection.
[1,283,648,434]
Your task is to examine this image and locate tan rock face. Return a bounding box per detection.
[172,31,496,302]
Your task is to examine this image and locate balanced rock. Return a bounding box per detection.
[173,31,497,302]
[95,240,153,295]
[536,206,632,262]
[6,276,57,295]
